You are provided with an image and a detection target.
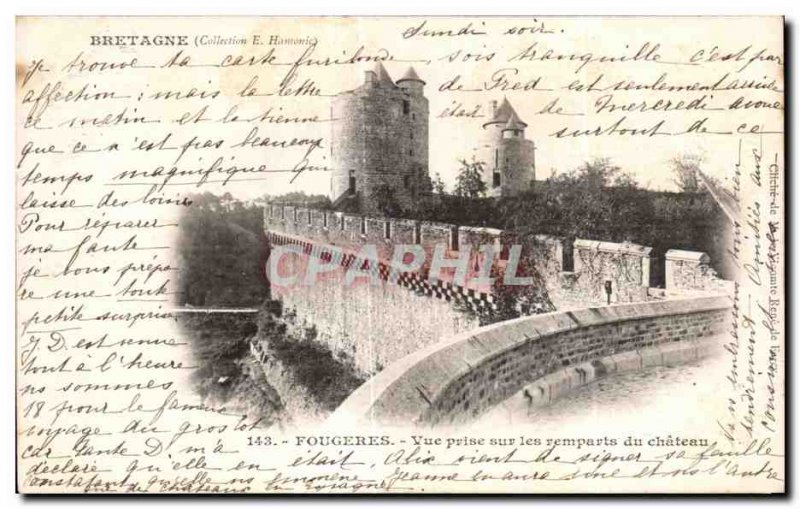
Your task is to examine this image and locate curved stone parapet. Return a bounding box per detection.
[328,295,730,428]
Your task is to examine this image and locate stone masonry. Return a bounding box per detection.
[330,63,431,213]
[665,249,732,294]
[473,98,536,197]
[264,204,730,379]
[330,295,730,426]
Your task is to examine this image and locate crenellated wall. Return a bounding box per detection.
[265,204,506,375]
[665,249,733,294]
[264,203,730,379]
[265,203,731,310]
[554,239,654,308]
[329,294,730,427]
[265,203,548,294]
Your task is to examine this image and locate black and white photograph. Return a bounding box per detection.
[13,13,785,495]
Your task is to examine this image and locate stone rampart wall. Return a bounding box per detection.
[330,295,729,426]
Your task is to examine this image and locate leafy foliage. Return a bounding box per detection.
[453,158,488,199]
[431,172,446,195]
[458,231,556,326]
[670,154,703,193]
[421,157,732,281]
[179,313,256,399]
[493,159,730,280]
[268,191,332,208]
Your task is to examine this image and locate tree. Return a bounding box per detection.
[494,158,648,271]
[453,158,488,199]
[431,172,446,195]
[670,154,703,193]
[453,230,555,326]
[573,157,634,188]
[270,191,332,208]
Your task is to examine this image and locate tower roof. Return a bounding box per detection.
[397,66,425,84]
[372,62,395,86]
[483,97,527,128]
[502,110,527,131]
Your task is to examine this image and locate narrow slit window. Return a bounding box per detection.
[348,170,356,195]
[450,227,459,251]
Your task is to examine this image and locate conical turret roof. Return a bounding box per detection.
[503,109,527,130]
[484,97,527,128]
[372,62,395,86]
[397,66,425,84]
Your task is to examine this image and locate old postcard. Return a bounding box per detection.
[15,16,785,494]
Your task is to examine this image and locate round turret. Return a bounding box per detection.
[331,64,431,213]
[397,66,425,96]
[502,111,526,139]
[474,98,535,197]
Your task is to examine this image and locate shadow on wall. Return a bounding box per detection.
[329,294,730,428]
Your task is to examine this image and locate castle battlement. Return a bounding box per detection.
[266,203,516,290]
[265,202,563,273]
[265,202,730,305]
[263,202,731,375]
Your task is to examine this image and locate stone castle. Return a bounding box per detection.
[330,63,431,212]
[258,65,732,425]
[330,64,535,211]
